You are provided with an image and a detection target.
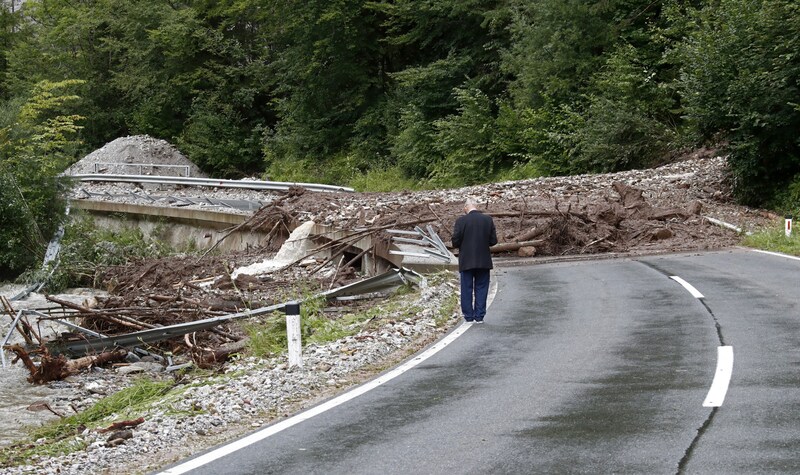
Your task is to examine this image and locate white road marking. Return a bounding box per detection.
[703,346,734,407]
[670,276,705,299]
[158,278,500,474]
[158,323,473,474]
[752,249,800,262]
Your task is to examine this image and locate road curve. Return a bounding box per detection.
[158,249,800,474]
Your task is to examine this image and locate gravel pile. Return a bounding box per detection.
[65,135,207,178]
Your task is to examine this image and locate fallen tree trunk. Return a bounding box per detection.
[6,344,128,383]
[512,227,547,243]
[490,239,546,253]
[65,348,128,373]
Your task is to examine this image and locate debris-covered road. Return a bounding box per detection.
[0,136,779,474]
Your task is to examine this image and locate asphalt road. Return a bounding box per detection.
[162,249,800,474]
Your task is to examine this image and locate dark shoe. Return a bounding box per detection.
[464,318,474,323]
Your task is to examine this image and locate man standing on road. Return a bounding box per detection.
[452,197,497,323]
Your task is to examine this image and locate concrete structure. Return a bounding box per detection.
[72,199,458,273]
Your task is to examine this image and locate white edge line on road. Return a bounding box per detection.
[158,278,500,474]
[752,249,800,262]
[669,275,705,299]
[158,323,473,474]
[703,346,734,407]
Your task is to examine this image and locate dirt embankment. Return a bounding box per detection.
[251,153,772,258]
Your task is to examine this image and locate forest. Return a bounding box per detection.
[0,0,799,277]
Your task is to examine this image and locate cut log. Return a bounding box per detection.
[65,349,128,373]
[490,239,546,253]
[513,227,547,242]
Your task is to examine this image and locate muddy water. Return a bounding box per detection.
[0,366,62,446]
[0,285,104,446]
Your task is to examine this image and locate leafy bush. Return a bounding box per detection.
[348,166,422,192]
[46,215,173,291]
[676,0,800,206]
[765,173,800,215]
[0,80,83,279]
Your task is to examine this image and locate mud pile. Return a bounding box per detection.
[256,155,774,259]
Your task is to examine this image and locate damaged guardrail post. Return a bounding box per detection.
[285,301,303,367]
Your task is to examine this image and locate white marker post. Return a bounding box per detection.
[786,215,793,238]
[285,301,303,367]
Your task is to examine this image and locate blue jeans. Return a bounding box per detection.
[460,269,490,321]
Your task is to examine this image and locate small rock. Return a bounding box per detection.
[105,429,133,447]
[651,228,673,240]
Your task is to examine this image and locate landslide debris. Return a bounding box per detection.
[253,154,773,259]
[27,145,775,381]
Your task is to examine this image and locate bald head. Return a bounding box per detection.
[463,197,479,214]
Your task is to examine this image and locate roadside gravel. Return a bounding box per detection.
[2,277,460,475]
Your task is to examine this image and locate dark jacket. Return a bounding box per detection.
[452,210,498,271]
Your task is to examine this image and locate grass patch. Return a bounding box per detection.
[742,226,800,256]
[244,295,370,358]
[0,377,173,467]
[434,291,459,326]
[244,281,439,358]
[348,166,423,192]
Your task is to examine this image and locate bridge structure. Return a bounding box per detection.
[70,174,457,274]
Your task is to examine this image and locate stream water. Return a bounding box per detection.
[0,285,103,446]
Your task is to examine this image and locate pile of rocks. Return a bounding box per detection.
[65,135,207,178]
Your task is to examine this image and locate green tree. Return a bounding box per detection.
[6,0,126,144]
[570,44,677,173]
[676,0,800,206]
[263,0,387,172]
[0,3,19,100]
[7,0,276,177]
[501,0,680,176]
[0,79,84,277]
[379,0,511,180]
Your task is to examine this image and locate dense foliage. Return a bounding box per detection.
[0,78,83,277]
[1,0,799,276]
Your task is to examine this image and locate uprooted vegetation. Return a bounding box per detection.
[3,155,777,385]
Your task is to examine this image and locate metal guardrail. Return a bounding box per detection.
[93,162,191,176]
[37,268,420,357]
[388,225,453,262]
[77,188,266,211]
[69,174,355,193]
